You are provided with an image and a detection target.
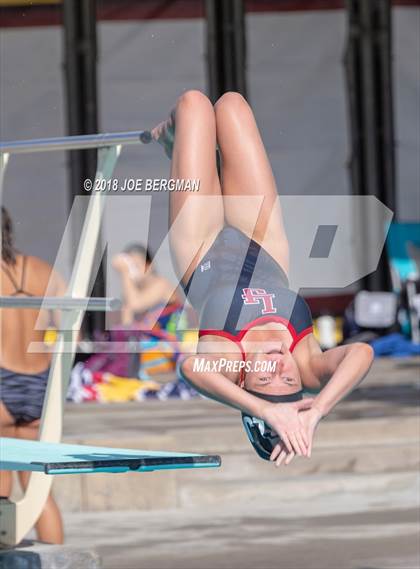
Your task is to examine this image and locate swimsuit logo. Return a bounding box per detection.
[200,261,211,272]
[241,288,277,315]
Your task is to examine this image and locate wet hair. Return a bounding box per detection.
[1,206,17,265]
[123,243,152,264]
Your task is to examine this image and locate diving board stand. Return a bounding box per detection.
[0,130,157,547]
[0,438,221,475]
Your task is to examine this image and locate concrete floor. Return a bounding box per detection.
[58,356,420,569]
[63,505,419,569]
[13,356,420,568]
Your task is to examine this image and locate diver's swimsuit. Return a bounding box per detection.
[182,226,313,354]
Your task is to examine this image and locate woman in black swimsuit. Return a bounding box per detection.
[0,206,64,543]
[152,91,374,465]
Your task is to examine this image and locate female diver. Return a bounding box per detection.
[152,91,373,466]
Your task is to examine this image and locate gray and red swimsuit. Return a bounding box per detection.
[183,225,313,352]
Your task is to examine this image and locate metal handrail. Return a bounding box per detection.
[0,130,152,154]
[0,296,121,311]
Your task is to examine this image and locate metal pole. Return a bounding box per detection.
[63,0,99,199]
[205,0,247,103]
[63,0,102,333]
[377,0,396,215]
[344,0,364,198]
[0,296,121,311]
[0,131,151,155]
[344,0,395,291]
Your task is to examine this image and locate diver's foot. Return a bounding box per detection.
[151,109,176,159]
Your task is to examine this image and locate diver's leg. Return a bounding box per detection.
[214,92,289,275]
[152,90,224,284]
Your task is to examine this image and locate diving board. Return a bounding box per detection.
[0,438,221,475]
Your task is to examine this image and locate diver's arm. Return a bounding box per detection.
[309,342,374,418]
[181,355,312,455]
[280,338,374,461]
[294,335,374,415]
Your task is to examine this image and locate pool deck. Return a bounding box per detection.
[10,356,420,568]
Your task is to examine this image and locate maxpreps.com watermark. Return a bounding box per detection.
[83,178,200,192]
[193,358,277,374]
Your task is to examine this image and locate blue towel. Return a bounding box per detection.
[370,333,420,357]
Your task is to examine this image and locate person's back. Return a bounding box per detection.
[0,206,65,544]
[0,253,62,373]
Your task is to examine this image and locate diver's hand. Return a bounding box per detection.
[298,407,322,458]
[260,398,313,456]
[270,442,296,467]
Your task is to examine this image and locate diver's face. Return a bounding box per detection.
[244,342,302,394]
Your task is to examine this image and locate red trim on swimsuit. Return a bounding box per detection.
[237,315,298,341]
[199,316,313,388]
[289,326,313,352]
